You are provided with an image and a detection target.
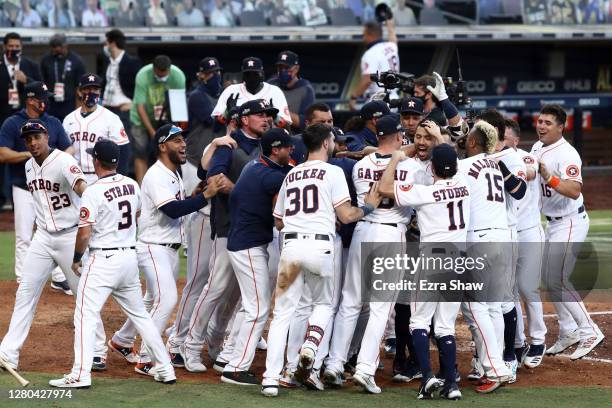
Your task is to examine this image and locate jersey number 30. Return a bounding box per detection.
[118,200,132,230]
[285,185,319,216]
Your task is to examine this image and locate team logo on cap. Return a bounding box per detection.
[70,165,82,174]
[281,54,287,60]
[209,59,216,66]
[79,207,90,221]
[373,111,383,118]
[566,165,579,177]
[407,100,416,108]
[42,84,48,91]
[399,184,413,192]
[247,60,255,67]
[88,75,95,82]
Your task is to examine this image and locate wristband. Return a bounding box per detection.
[360,203,375,217]
[548,176,560,188]
[73,252,84,263]
[439,98,459,120]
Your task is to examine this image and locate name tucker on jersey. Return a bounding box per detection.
[285,168,326,184]
[357,168,408,182]
[104,184,136,202]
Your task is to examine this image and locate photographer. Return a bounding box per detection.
[345,100,390,152]
[349,18,399,110]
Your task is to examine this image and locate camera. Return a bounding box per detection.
[443,76,471,107]
[370,71,415,94]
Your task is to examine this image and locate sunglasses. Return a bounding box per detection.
[21,122,48,134]
[158,125,183,144]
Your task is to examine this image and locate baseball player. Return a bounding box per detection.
[532,104,604,360]
[261,123,381,397]
[503,119,547,368]
[49,140,176,388]
[379,143,470,400]
[63,73,130,184]
[0,119,104,370]
[109,124,221,375]
[220,128,293,385]
[458,120,513,393]
[212,57,291,127]
[323,115,414,394]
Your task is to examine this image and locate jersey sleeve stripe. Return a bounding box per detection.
[71,175,86,190]
[273,211,283,218]
[333,197,350,208]
[155,197,177,209]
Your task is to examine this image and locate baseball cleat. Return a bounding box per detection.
[515,345,528,366]
[322,368,343,388]
[279,368,298,388]
[523,344,545,368]
[546,330,580,355]
[417,376,443,399]
[383,337,396,357]
[92,357,107,371]
[305,370,325,391]
[570,332,605,360]
[108,340,138,363]
[435,367,461,386]
[221,370,259,385]
[154,364,177,384]
[504,359,518,384]
[352,371,381,394]
[440,383,462,400]
[467,357,484,380]
[49,374,91,388]
[180,345,207,373]
[393,361,422,383]
[261,384,279,397]
[256,337,268,351]
[212,359,228,373]
[170,352,185,368]
[50,280,73,296]
[294,346,315,384]
[134,362,155,377]
[475,378,503,394]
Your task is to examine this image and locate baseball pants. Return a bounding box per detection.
[516,224,547,346]
[0,228,106,368]
[543,212,600,340]
[12,186,65,283]
[112,243,180,362]
[262,234,335,386]
[70,248,171,383]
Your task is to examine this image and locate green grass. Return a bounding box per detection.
[0,373,611,408]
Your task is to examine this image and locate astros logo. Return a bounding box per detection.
[79,207,90,221]
[566,165,579,177]
[70,165,82,174]
[399,184,413,192]
[523,156,535,165]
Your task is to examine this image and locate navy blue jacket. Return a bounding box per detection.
[0,110,71,189]
[346,127,378,152]
[267,77,315,130]
[207,130,260,178]
[227,155,290,251]
[188,83,216,128]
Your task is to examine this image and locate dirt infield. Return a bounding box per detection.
[0,280,610,390]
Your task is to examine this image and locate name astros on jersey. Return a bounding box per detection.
[25,149,86,232]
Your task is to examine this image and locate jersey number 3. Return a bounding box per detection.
[285,185,319,216]
[118,200,132,230]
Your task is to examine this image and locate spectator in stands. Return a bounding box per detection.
[147,0,169,25]
[286,0,309,16]
[345,0,363,19]
[549,0,578,24]
[579,0,605,23]
[101,0,121,19]
[35,0,55,24]
[270,0,295,24]
[15,0,42,27]
[0,7,11,27]
[210,0,235,26]
[115,0,144,26]
[100,29,141,168]
[419,0,446,24]
[256,0,274,19]
[394,0,416,25]
[130,55,186,183]
[303,0,327,25]
[82,0,109,26]
[177,0,204,26]
[48,0,77,27]
[40,34,86,121]
[523,0,549,24]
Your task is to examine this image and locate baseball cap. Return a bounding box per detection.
[360,100,390,120]
[20,119,48,138]
[49,33,67,47]
[155,124,184,144]
[276,51,299,67]
[400,97,424,116]
[241,57,264,72]
[24,82,53,100]
[86,139,120,164]
[431,143,458,178]
[79,73,103,89]
[332,126,347,143]
[375,114,402,137]
[238,99,279,117]
[261,128,294,153]
[198,57,221,73]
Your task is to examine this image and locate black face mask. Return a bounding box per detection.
[243,71,263,94]
[6,49,21,60]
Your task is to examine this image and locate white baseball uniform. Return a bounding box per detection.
[458,154,512,381]
[262,160,349,387]
[326,153,415,377]
[211,82,292,125]
[68,174,172,384]
[361,41,399,97]
[531,137,600,340]
[111,160,186,363]
[515,149,547,347]
[0,150,105,367]
[63,106,129,184]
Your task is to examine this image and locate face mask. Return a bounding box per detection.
[416,95,427,105]
[203,73,222,97]
[155,75,169,83]
[6,49,21,60]
[103,45,110,58]
[278,70,292,87]
[243,72,263,94]
[33,100,46,114]
[83,92,99,108]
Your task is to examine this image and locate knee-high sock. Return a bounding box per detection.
[503,308,518,361]
[411,329,432,382]
[437,335,457,386]
[394,303,413,363]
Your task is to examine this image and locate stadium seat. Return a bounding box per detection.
[419,9,448,25]
[239,10,267,26]
[329,7,358,26]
